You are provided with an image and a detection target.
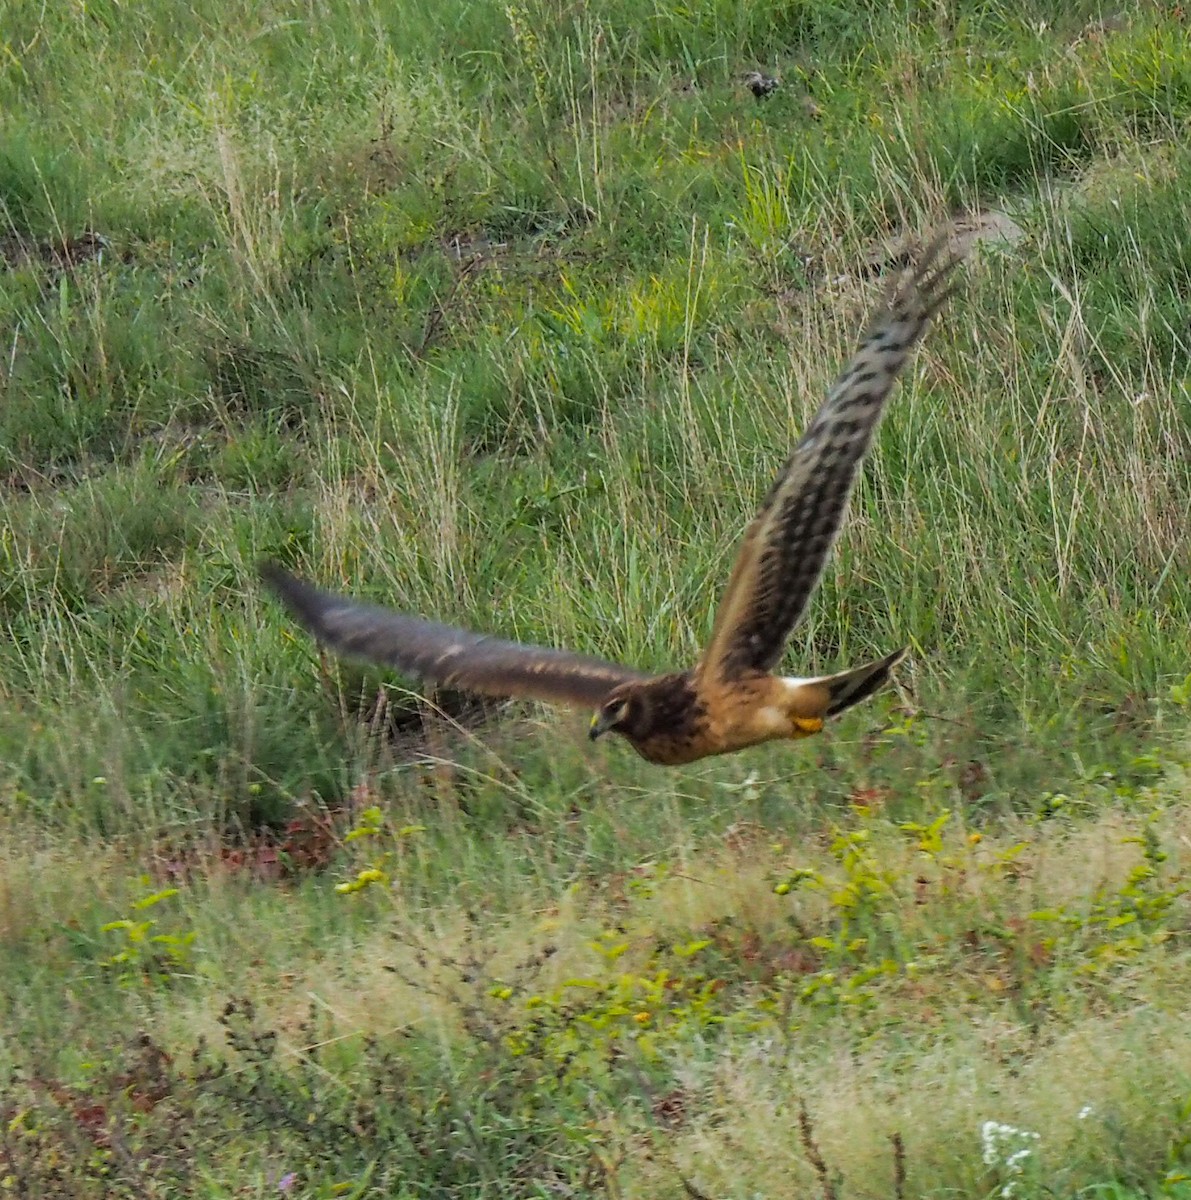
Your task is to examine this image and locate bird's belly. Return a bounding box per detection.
[712,679,827,747]
[709,707,824,753]
[625,675,830,765]
[632,707,822,766]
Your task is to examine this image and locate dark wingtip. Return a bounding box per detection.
[259,559,301,605]
[258,560,329,631]
[258,558,288,591]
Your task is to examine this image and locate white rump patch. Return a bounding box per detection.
[779,674,824,691]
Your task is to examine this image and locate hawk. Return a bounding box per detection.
[262,239,959,766]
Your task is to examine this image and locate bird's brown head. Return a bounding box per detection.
[589,684,646,743]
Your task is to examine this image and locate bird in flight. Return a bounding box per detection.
[262,239,959,765]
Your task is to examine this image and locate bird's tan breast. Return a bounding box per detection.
[626,673,831,765]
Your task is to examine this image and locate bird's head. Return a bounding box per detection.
[589,686,641,742]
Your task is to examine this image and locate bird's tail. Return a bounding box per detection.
[814,647,908,717]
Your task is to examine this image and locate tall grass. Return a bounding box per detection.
[1,0,1190,1194]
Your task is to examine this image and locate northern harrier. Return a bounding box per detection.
[263,239,959,765]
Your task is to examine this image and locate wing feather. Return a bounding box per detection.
[262,563,648,709]
[697,237,961,682]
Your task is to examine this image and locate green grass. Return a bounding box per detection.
[2,0,1191,1195]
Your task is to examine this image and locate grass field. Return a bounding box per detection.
[2,0,1191,1194]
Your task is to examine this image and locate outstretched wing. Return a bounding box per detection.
[697,237,960,682]
[262,563,648,709]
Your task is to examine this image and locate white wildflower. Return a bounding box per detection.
[980,1120,1041,1198]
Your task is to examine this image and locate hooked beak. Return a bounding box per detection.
[589,711,613,741]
